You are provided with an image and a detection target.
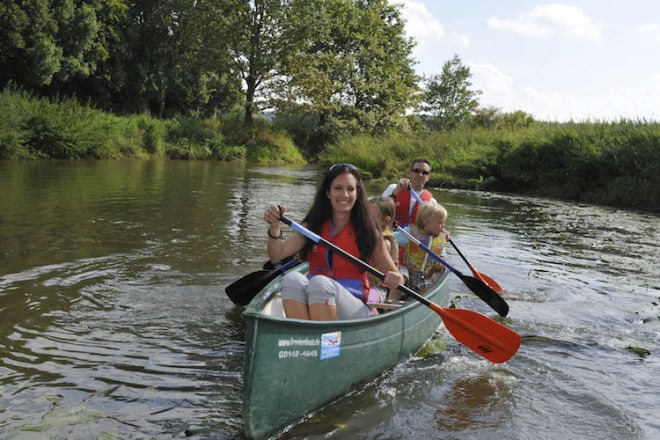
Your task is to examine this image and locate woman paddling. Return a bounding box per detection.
[263,163,404,320]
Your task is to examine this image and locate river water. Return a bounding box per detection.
[0,160,657,439]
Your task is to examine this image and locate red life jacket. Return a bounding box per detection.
[393,189,433,226]
[394,189,433,264]
[307,220,369,301]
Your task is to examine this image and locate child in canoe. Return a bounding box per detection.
[367,196,400,312]
[397,202,450,295]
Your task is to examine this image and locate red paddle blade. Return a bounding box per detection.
[449,238,505,294]
[470,266,504,294]
[429,304,520,363]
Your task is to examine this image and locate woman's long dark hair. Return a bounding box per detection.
[301,164,378,261]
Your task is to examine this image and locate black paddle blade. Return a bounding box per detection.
[225,258,301,306]
[459,273,509,317]
[225,269,282,306]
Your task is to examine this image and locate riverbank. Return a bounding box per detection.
[1,87,658,213]
[323,123,660,213]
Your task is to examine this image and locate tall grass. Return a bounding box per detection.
[492,121,659,211]
[0,87,304,163]
[320,131,435,179]
[0,87,132,158]
[325,121,660,212]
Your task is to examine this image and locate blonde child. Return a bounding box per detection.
[400,202,449,294]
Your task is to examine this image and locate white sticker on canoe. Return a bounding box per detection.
[320,331,341,360]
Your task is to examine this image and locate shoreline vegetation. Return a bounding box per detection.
[2,88,658,213]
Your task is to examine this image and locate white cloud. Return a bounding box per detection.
[519,86,582,120]
[516,86,660,122]
[488,4,601,41]
[447,32,470,48]
[608,82,660,121]
[638,23,660,42]
[470,63,598,121]
[653,73,660,88]
[638,24,658,32]
[397,0,445,48]
[470,63,514,103]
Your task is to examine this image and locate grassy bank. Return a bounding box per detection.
[0,87,304,163]
[2,87,658,213]
[324,122,660,213]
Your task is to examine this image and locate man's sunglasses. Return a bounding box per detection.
[411,167,430,175]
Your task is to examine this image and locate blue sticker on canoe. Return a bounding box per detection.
[320,331,341,360]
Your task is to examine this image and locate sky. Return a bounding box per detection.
[398,1,660,122]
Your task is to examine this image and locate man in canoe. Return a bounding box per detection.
[382,158,436,227]
[382,159,436,264]
[263,163,404,321]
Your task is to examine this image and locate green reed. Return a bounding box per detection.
[325,121,660,212]
[0,87,303,163]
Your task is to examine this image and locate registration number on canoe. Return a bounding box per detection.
[276,331,342,360]
[278,350,318,358]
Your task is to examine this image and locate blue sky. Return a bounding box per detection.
[398,1,660,122]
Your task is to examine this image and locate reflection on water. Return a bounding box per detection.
[0,161,658,439]
[434,372,513,433]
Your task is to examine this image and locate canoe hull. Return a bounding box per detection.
[242,263,451,439]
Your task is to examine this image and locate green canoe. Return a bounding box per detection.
[241,263,452,439]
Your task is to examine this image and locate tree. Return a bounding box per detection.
[274,0,419,140]
[471,106,535,129]
[0,0,114,90]
[219,0,289,126]
[160,0,243,117]
[420,54,481,130]
[101,0,242,117]
[499,109,535,128]
[0,0,421,130]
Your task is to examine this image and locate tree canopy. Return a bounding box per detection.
[0,1,498,147]
[274,0,419,136]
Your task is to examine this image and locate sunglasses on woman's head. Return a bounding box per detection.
[411,167,430,175]
[329,163,358,173]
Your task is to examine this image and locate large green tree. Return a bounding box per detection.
[0,0,244,117]
[224,0,289,125]
[0,0,118,90]
[101,0,243,117]
[274,0,419,138]
[420,54,482,130]
[187,0,244,117]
